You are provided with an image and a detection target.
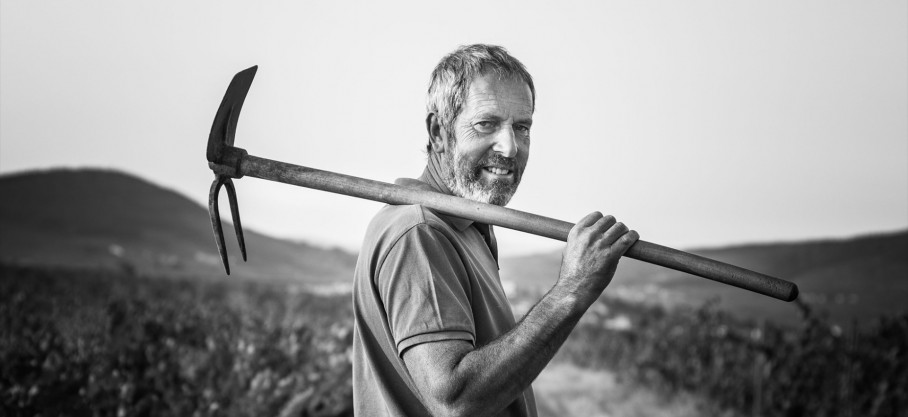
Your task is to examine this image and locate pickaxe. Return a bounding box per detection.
[206,66,799,302]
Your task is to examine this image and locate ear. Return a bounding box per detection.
[425,113,447,154]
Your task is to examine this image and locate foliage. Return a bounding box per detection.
[553,294,908,417]
[2,263,906,416]
[0,265,353,417]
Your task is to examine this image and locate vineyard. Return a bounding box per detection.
[0,265,353,417]
[551,292,908,416]
[1,263,906,416]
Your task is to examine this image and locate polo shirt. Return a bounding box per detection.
[352,177,537,416]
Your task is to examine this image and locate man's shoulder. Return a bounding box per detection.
[355,204,456,277]
[365,204,452,243]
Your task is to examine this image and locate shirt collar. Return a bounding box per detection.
[395,170,499,265]
[393,169,474,232]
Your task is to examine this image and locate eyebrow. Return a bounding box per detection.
[515,117,533,126]
[472,112,534,125]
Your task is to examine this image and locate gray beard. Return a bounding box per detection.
[441,146,520,206]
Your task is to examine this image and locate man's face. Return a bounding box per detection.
[441,73,533,206]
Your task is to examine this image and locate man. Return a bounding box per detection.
[352,44,638,416]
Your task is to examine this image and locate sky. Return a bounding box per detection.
[1,0,906,257]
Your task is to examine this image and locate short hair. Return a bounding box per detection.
[426,44,536,151]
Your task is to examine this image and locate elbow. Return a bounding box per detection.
[428,402,474,417]
[428,404,468,417]
[403,342,503,416]
[421,380,477,417]
[418,362,521,417]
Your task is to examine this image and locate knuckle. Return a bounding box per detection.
[579,212,603,227]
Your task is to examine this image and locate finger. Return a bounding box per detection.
[610,230,640,256]
[573,212,603,231]
[597,221,629,246]
[570,212,602,240]
[590,214,616,234]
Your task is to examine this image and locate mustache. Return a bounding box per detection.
[479,154,517,170]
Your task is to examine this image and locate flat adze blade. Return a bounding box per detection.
[206,65,257,164]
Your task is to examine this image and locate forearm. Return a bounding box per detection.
[405,213,638,416]
[413,286,587,416]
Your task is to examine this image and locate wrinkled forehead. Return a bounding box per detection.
[462,74,534,117]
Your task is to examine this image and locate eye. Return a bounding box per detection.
[515,124,530,133]
[474,121,496,133]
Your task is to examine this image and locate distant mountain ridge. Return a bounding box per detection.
[500,230,908,326]
[2,168,904,326]
[0,168,356,283]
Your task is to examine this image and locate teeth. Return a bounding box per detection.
[486,167,510,175]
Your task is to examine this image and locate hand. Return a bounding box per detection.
[557,212,639,307]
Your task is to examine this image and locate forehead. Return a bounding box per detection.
[462,73,534,117]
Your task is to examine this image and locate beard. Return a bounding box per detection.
[441,145,522,206]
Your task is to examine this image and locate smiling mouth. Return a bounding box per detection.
[484,167,512,176]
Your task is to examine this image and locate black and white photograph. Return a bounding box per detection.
[1,1,906,416]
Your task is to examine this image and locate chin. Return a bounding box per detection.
[443,163,521,206]
[471,184,518,206]
[488,194,514,207]
[486,180,520,206]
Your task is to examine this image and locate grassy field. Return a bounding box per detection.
[0,265,353,416]
[2,264,905,416]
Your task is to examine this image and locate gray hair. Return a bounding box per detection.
[426,44,536,151]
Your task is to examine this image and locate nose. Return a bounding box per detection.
[492,125,518,158]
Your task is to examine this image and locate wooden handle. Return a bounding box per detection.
[240,155,799,302]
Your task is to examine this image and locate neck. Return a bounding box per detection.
[422,152,455,196]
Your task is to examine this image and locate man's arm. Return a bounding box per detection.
[402,212,639,417]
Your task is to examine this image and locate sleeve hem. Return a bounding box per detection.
[397,330,475,358]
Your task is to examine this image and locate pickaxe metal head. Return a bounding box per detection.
[207,65,256,176]
[206,65,257,274]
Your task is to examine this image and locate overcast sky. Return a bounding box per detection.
[2,0,906,256]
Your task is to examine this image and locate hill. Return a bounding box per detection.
[500,231,908,327]
[0,168,355,283]
[2,168,904,327]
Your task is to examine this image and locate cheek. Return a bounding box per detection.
[518,142,530,166]
[453,123,481,142]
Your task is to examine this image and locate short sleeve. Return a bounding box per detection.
[378,223,475,357]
